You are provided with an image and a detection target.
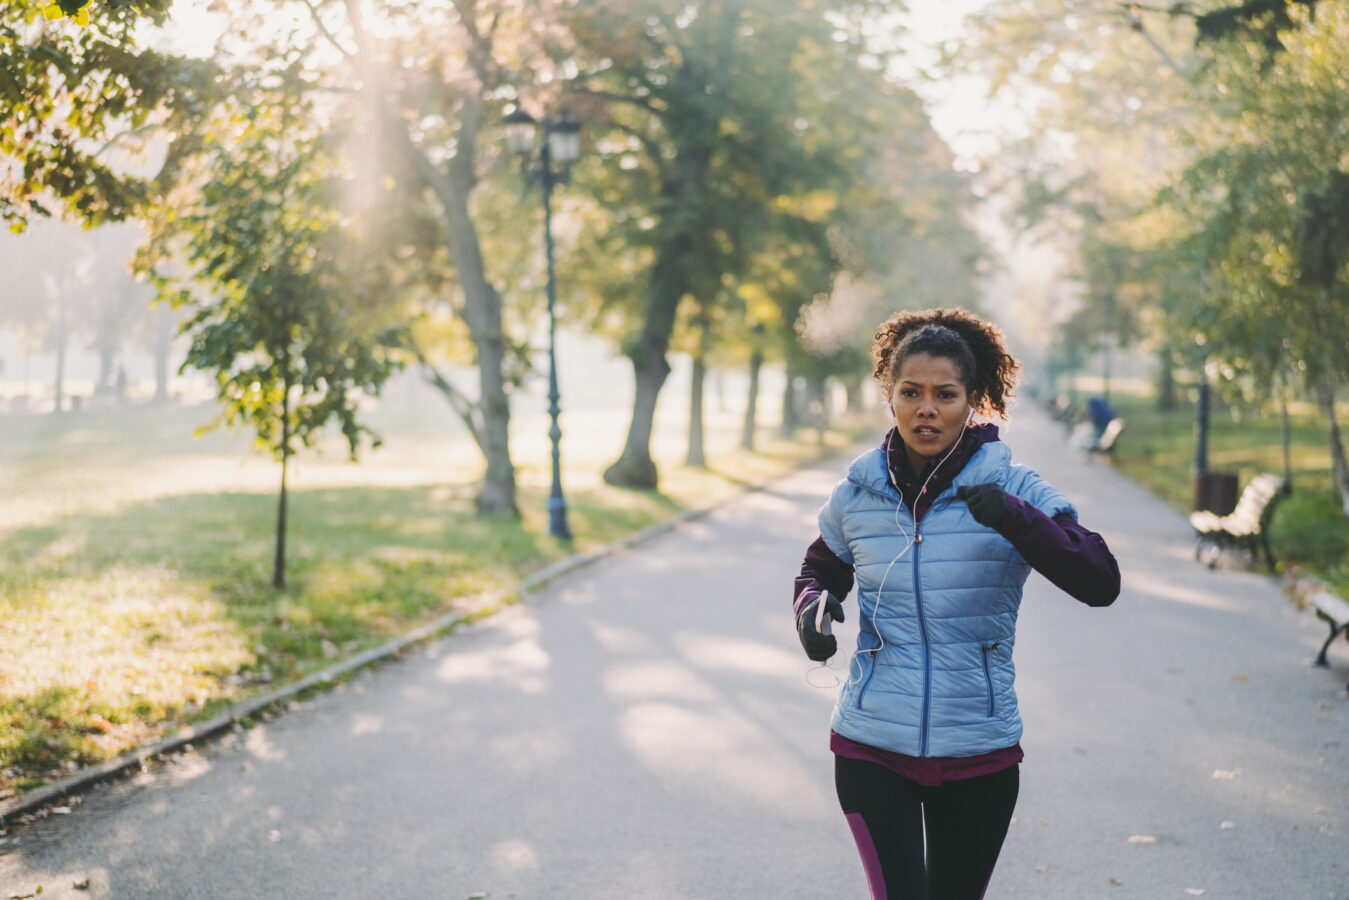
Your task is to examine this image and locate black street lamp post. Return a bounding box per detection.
[506,107,581,540]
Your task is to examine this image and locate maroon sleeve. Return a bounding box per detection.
[794,534,856,619]
[998,495,1120,607]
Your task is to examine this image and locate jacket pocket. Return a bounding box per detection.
[853,633,881,711]
[981,643,1001,717]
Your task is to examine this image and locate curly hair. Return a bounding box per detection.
[870,307,1020,418]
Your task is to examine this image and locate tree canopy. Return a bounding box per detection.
[0,0,215,229]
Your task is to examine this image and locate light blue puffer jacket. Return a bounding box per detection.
[819,441,1075,758]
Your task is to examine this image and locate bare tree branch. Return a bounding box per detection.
[607,120,670,181]
[342,0,372,56]
[1124,6,1190,75]
[571,86,661,115]
[297,0,356,60]
[407,334,484,448]
[93,122,159,159]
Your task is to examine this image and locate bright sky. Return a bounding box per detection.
[898,0,1020,172]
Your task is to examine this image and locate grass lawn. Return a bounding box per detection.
[0,398,874,797]
[1098,390,1349,594]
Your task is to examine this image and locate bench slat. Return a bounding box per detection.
[1310,592,1349,626]
[1191,473,1286,571]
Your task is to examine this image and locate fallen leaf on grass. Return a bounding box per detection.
[1127,835,1156,844]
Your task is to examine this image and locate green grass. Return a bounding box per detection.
[1101,391,1349,592]
[0,400,873,796]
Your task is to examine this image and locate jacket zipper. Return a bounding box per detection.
[981,642,1001,716]
[913,525,931,757]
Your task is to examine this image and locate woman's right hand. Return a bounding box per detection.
[796,593,845,661]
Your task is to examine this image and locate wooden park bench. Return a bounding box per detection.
[1189,473,1287,571]
[1310,591,1349,690]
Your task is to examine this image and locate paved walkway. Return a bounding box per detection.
[1,403,1345,899]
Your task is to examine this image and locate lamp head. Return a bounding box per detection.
[504,106,537,157]
[547,109,582,166]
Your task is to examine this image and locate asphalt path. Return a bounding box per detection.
[2,402,1346,899]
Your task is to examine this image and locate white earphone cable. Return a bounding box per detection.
[807,411,975,689]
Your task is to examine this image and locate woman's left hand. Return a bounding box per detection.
[957,483,1008,529]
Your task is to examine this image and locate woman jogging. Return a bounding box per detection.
[793,307,1120,900]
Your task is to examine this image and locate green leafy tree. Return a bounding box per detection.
[1164,4,1349,511]
[793,73,985,419]
[0,0,216,229]
[145,88,402,588]
[561,0,909,488]
[958,0,1209,406]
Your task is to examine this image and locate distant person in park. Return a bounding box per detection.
[1087,394,1116,441]
[792,307,1120,900]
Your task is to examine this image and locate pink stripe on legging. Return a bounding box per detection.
[844,812,887,900]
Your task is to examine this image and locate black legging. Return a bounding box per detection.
[835,756,1019,900]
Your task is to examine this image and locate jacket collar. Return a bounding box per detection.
[847,423,1004,508]
[884,423,1001,501]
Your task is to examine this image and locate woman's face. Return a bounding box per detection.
[889,352,974,473]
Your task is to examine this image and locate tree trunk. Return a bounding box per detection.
[1194,368,1211,476]
[779,370,799,437]
[1315,374,1349,515]
[476,378,516,516]
[273,378,291,590]
[1278,369,1293,489]
[687,352,707,468]
[1156,343,1176,411]
[52,302,67,414]
[95,338,115,395]
[605,340,670,489]
[364,9,518,518]
[448,200,516,518]
[741,349,763,451]
[1101,293,1114,401]
[843,374,863,415]
[604,229,695,489]
[153,303,173,403]
[392,114,517,516]
[808,376,829,447]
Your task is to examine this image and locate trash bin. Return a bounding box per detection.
[1194,471,1239,515]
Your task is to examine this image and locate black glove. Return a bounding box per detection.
[797,593,845,662]
[957,483,1008,530]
